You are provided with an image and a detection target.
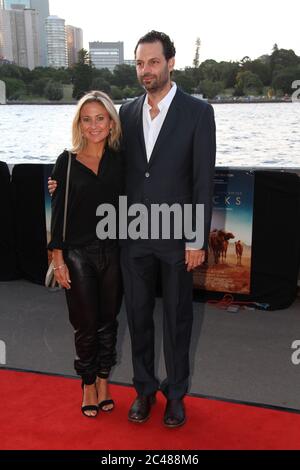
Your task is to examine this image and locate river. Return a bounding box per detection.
[0,102,299,167]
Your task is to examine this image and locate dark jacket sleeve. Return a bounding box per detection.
[118,105,127,193]
[187,104,216,251]
[48,152,68,251]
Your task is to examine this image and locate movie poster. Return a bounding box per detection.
[193,170,255,294]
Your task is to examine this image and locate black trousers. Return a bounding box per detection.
[121,243,193,400]
[64,240,123,385]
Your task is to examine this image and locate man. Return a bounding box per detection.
[119,31,216,428]
[49,31,216,428]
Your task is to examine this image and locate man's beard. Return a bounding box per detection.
[139,68,169,92]
[140,77,159,92]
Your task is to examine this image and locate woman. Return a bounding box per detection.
[48,91,123,418]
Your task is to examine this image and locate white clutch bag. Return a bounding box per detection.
[45,151,72,289]
[45,261,59,288]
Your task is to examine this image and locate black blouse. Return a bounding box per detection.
[48,148,124,250]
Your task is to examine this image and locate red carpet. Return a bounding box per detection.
[1,370,300,450]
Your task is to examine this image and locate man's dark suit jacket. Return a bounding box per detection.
[119,87,216,252]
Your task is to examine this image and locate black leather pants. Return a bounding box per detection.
[64,240,123,385]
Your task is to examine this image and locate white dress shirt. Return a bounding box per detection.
[143,83,177,162]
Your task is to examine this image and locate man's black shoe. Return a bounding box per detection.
[163,399,186,428]
[128,394,156,423]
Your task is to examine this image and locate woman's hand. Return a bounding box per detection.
[52,250,71,290]
[48,178,58,196]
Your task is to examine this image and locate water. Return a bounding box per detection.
[0,103,299,167]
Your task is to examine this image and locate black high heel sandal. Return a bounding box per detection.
[81,382,99,418]
[98,399,115,412]
[96,375,115,412]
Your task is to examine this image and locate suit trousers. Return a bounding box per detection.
[121,242,194,400]
[64,240,123,385]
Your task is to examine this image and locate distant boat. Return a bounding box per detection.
[192,93,208,102]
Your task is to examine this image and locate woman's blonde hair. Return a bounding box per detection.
[71,90,122,153]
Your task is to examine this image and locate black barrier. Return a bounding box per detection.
[0,162,19,281]
[250,171,300,309]
[0,165,300,307]
[11,164,48,285]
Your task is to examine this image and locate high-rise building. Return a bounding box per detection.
[0,7,39,69]
[45,15,67,68]
[1,0,49,66]
[2,1,31,8]
[0,9,12,59]
[124,59,136,67]
[89,41,124,71]
[66,25,83,67]
[30,0,49,66]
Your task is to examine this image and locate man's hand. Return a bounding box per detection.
[54,263,72,290]
[48,178,58,196]
[185,249,206,272]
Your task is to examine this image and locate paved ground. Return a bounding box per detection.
[1,281,300,410]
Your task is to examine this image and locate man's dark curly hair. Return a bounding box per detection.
[134,31,176,61]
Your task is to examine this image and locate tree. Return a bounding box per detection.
[270,47,300,75]
[29,78,48,96]
[193,38,201,68]
[240,56,251,65]
[235,71,264,96]
[218,61,240,88]
[199,79,224,99]
[112,64,139,88]
[258,54,271,65]
[173,69,196,94]
[93,67,113,83]
[72,48,94,99]
[0,64,25,80]
[199,60,221,82]
[77,48,91,66]
[272,66,300,95]
[110,85,124,100]
[3,77,26,99]
[241,59,271,85]
[44,81,63,101]
[122,86,135,98]
[91,77,111,95]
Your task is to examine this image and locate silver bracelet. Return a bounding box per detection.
[53,264,66,271]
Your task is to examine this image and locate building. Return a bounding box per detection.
[45,15,67,68]
[2,1,31,8]
[89,41,124,71]
[30,0,49,67]
[10,7,40,69]
[1,0,49,67]
[0,9,12,60]
[124,59,136,67]
[0,7,39,69]
[66,25,83,67]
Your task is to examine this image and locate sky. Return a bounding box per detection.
[50,0,300,69]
